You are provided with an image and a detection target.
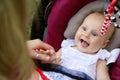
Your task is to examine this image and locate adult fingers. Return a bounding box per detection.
[27,39,55,51]
[31,51,51,62]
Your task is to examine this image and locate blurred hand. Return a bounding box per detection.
[27,39,56,62]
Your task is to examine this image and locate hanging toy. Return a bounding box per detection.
[101,0,120,35]
[110,6,120,28]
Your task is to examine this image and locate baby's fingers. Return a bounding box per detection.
[39,49,49,54]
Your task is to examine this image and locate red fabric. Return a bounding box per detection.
[36,67,49,80]
[109,53,120,80]
[45,0,95,51]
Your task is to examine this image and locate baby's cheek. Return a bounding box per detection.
[90,42,102,52]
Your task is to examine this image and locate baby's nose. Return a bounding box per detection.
[84,32,90,38]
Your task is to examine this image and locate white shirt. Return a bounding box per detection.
[60,39,110,80]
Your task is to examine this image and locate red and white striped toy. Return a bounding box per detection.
[101,0,118,35]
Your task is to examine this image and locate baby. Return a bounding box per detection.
[42,12,115,80]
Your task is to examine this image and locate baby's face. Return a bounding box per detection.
[74,12,114,54]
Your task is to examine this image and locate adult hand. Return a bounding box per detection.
[27,39,56,62]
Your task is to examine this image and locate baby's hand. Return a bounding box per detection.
[39,49,61,64]
[39,49,54,56]
[51,51,61,64]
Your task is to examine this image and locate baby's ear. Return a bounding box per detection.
[102,40,110,48]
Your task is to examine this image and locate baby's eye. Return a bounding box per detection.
[91,32,98,36]
[82,27,87,31]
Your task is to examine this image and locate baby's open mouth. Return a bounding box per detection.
[80,39,89,48]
